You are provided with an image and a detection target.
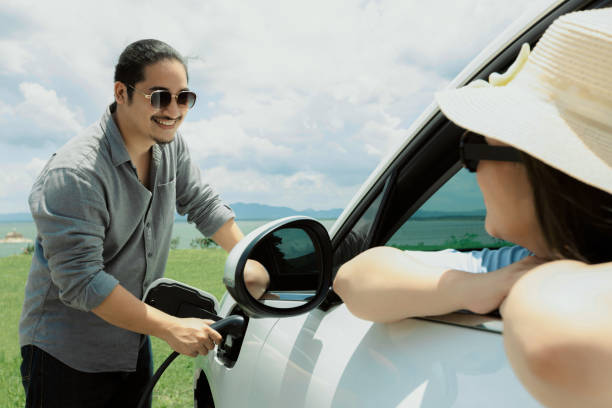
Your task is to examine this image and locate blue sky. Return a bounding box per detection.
[0,0,550,214]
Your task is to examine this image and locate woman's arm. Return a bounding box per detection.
[501,261,612,408]
[333,246,542,322]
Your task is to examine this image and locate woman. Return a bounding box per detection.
[334,8,612,407]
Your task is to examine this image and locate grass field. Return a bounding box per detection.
[0,249,228,408]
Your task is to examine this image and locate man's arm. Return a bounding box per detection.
[173,136,269,298]
[212,218,270,299]
[211,218,244,252]
[333,246,544,322]
[501,261,612,408]
[90,220,262,356]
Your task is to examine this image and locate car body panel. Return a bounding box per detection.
[202,313,279,407]
[205,305,540,407]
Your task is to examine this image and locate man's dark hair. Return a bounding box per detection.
[114,39,188,102]
[521,153,612,264]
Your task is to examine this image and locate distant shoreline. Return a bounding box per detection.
[0,238,32,244]
[0,215,486,223]
[410,215,485,221]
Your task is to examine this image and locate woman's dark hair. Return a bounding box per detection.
[521,152,612,263]
[114,39,188,102]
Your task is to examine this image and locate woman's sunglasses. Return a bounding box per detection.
[128,85,197,109]
[460,131,522,172]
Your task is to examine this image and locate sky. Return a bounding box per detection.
[0,0,553,214]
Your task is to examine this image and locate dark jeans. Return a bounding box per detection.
[20,337,153,408]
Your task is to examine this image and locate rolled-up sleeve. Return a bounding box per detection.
[174,135,235,237]
[29,167,119,311]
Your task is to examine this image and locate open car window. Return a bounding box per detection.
[386,168,511,251]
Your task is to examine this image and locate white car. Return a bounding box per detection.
[185,1,611,407]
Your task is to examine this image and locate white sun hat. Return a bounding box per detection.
[436,7,612,195]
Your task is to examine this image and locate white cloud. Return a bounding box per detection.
[0,83,85,146]
[202,166,358,210]
[15,82,84,135]
[0,0,558,213]
[356,110,408,158]
[181,115,293,161]
[282,172,326,190]
[203,166,274,194]
[0,157,48,212]
[0,100,12,117]
[25,157,47,175]
[0,40,32,74]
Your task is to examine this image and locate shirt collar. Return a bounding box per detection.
[100,103,132,167]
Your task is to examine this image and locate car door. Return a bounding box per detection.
[247,305,538,407]
[244,165,543,407]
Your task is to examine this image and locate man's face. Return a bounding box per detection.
[121,58,190,146]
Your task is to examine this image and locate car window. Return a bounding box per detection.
[386,168,510,250]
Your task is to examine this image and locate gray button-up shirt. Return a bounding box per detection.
[19,104,234,372]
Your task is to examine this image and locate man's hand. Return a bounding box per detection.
[466,255,547,315]
[244,259,270,299]
[159,317,222,357]
[93,285,222,357]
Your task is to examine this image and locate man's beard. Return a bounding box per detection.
[153,138,172,146]
[151,133,175,146]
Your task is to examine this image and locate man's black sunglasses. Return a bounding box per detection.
[128,85,197,109]
[460,131,522,172]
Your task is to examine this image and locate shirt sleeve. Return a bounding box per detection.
[406,245,531,274]
[29,167,119,311]
[174,134,235,237]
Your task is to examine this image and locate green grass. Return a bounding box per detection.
[0,249,228,408]
[392,233,513,251]
[0,254,28,408]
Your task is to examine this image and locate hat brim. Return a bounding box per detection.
[435,85,612,194]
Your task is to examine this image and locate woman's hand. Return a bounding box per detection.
[466,255,547,314]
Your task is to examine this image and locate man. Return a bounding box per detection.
[19,39,267,407]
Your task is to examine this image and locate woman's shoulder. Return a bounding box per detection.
[504,260,612,317]
[522,259,612,281]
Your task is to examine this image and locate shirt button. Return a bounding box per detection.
[147,252,153,258]
[146,222,151,228]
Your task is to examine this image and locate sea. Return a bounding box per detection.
[0,220,336,258]
[0,218,497,259]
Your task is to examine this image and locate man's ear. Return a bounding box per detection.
[114,82,128,105]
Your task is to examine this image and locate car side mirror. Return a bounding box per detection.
[223,216,333,318]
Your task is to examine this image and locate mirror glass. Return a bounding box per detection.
[244,227,322,308]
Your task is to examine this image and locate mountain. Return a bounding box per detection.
[230,202,342,220]
[176,202,343,221]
